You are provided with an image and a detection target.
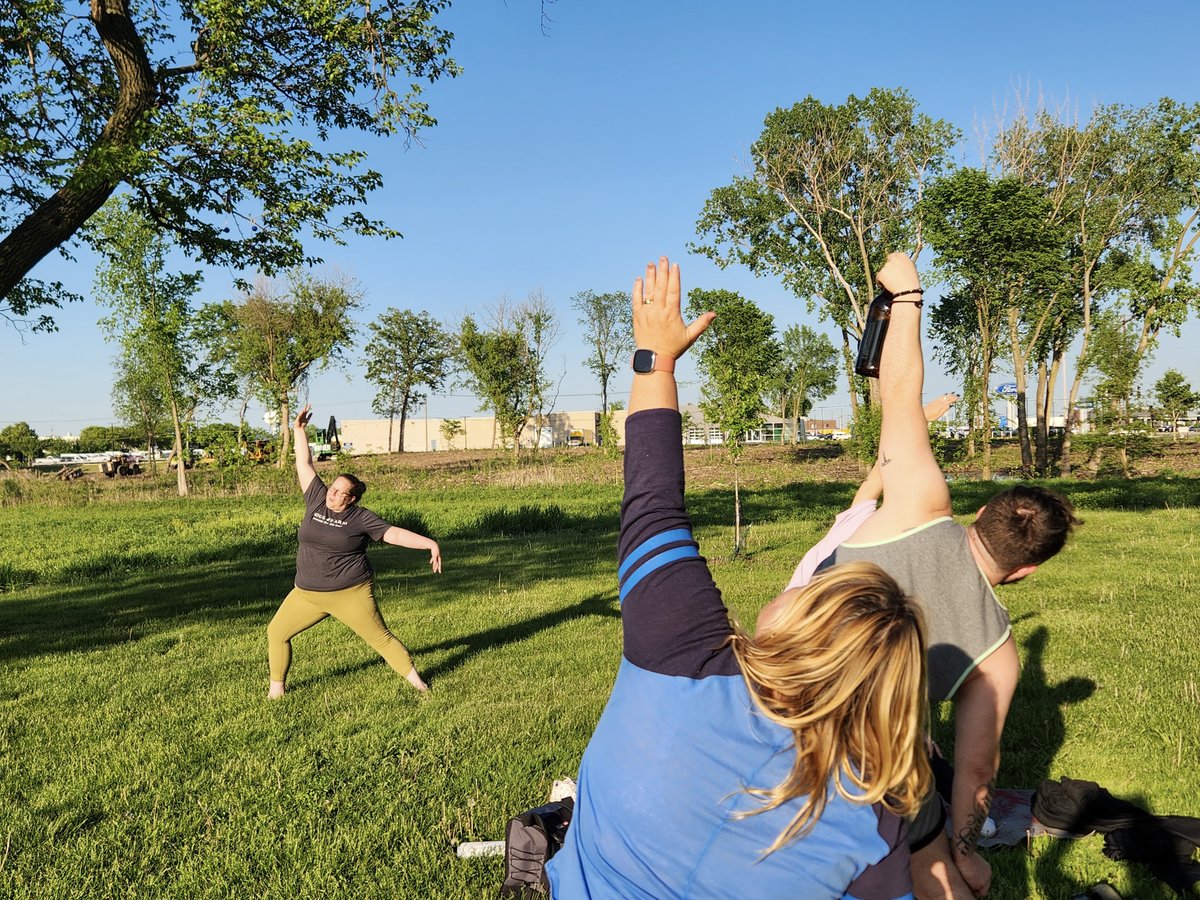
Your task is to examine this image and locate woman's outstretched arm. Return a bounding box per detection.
[294,404,317,493]
[382,527,442,573]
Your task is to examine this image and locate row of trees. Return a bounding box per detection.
[79,201,662,492]
[695,88,1200,477]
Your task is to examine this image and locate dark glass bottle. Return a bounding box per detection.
[854,290,894,378]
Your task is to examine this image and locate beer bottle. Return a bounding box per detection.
[854,289,893,378]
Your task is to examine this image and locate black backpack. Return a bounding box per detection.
[499,798,574,897]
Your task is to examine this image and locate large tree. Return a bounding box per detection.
[457,314,533,455]
[923,168,1069,477]
[0,0,458,329]
[457,294,557,455]
[362,308,452,453]
[993,99,1200,475]
[685,288,779,552]
[694,88,958,413]
[570,289,633,423]
[201,271,360,466]
[92,198,225,495]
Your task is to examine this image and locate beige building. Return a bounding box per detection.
[341,406,814,455]
[342,410,606,454]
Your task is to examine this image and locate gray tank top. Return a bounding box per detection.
[818,518,1011,701]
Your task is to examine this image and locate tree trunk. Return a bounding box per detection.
[397,385,409,452]
[1059,366,1085,477]
[277,397,291,469]
[979,346,994,481]
[170,397,188,497]
[1035,360,1050,476]
[1008,310,1032,475]
[840,328,859,420]
[237,390,251,447]
[733,457,742,553]
[387,413,395,455]
[0,0,158,299]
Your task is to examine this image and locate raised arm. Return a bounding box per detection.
[294,404,317,493]
[621,255,717,574]
[382,527,442,574]
[619,258,736,679]
[849,254,952,543]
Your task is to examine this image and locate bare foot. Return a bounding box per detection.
[405,669,430,693]
[267,680,286,700]
[925,392,958,423]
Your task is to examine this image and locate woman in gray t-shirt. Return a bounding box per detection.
[266,404,442,699]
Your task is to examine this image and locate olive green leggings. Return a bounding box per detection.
[267,580,414,683]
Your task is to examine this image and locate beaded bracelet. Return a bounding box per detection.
[891,288,924,299]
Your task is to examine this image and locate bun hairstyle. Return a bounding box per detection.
[974,485,1079,573]
[729,561,931,854]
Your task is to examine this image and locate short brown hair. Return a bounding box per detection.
[974,485,1079,573]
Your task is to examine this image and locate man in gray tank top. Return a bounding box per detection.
[759,254,1078,899]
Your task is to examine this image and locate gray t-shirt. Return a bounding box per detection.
[294,476,391,591]
[818,517,1011,701]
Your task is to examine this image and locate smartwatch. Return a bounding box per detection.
[632,349,676,375]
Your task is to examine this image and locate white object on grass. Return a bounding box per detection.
[456,840,505,858]
[550,777,577,803]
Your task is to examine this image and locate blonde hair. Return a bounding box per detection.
[729,561,931,854]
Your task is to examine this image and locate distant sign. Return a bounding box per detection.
[995,382,1018,397]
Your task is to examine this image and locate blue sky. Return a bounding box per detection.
[4,0,1199,436]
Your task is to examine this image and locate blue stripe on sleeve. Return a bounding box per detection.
[618,527,693,581]
[618,544,701,604]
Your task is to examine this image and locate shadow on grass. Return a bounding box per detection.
[1000,621,1097,897]
[297,589,621,690]
[1007,624,1097,785]
[0,556,295,666]
[0,516,625,671]
[686,482,860,532]
[683,476,1200,549]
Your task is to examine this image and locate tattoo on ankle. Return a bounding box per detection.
[881,451,892,467]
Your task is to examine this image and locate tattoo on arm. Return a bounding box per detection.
[954,779,996,857]
[880,449,892,467]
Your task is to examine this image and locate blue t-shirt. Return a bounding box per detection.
[546,409,912,900]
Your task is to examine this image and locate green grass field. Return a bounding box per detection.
[2,448,1199,899]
